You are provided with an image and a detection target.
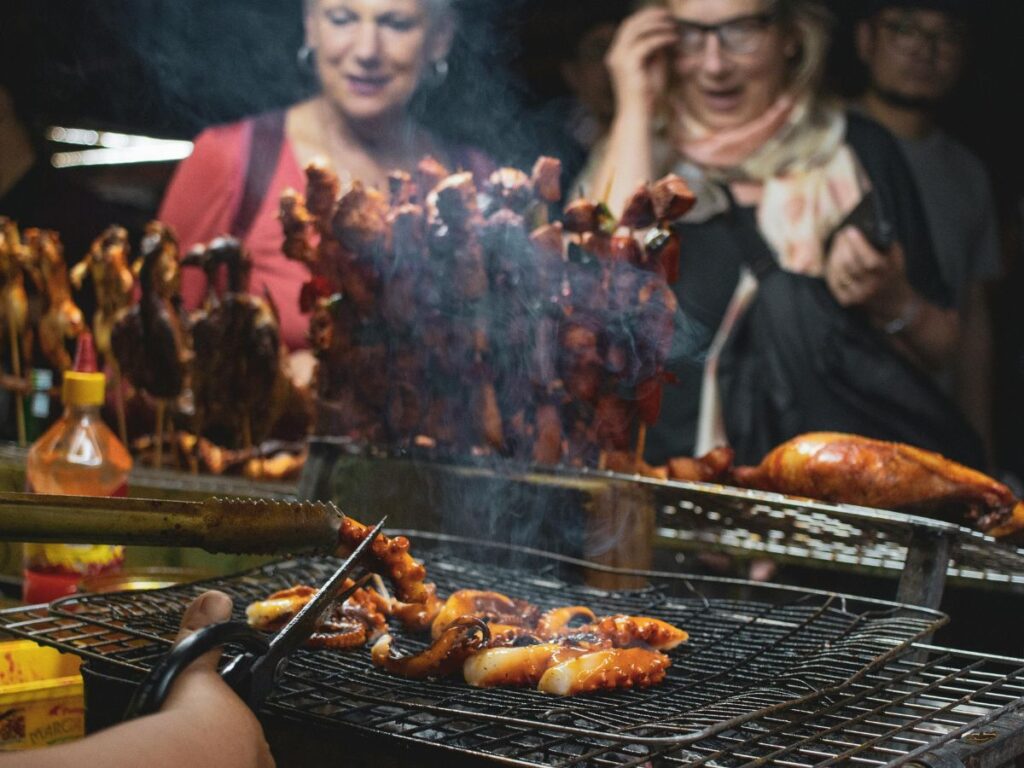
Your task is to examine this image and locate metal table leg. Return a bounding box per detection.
[898,528,953,609]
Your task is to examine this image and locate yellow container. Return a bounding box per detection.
[0,640,84,751]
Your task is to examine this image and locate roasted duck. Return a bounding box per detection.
[110,222,190,401]
[23,229,85,372]
[186,237,286,448]
[732,432,1024,538]
[71,225,135,362]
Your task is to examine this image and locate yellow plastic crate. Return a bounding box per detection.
[0,640,84,751]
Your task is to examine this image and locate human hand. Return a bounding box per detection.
[825,226,915,322]
[605,7,679,117]
[163,591,275,768]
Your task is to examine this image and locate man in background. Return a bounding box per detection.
[856,0,1002,464]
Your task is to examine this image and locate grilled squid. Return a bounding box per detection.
[245,581,389,650]
[430,590,540,639]
[372,617,490,679]
[463,642,594,688]
[537,648,671,696]
[552,615,688,651]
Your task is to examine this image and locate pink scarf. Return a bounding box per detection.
[672,94,867,275]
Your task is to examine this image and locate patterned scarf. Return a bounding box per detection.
[671,93,867,276]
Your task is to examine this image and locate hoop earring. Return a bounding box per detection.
[297,45,316,72]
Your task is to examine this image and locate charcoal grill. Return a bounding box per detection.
[10,531,1018,767]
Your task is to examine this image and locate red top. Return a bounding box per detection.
[158,119,311,351]
[159,117,494,352]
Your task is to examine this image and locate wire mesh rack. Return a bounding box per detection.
[3,532,1002,767]
[299,445,1024,605]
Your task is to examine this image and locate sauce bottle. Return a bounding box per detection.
[22,362,132,604]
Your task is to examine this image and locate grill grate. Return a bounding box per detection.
[1,532,990,767]
[303,449,1024,592]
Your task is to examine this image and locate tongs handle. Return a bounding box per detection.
[123,621,269,720]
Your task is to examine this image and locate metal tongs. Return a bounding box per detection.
[123,517,387,719]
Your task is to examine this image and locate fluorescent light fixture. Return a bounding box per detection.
[47,125,193,167]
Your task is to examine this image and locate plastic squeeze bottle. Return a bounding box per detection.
[22,335,132,603]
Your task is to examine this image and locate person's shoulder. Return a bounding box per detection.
[843,110,903,156]
[928,130,993,187]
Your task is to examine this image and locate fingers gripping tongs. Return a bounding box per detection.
[123,517,387,719]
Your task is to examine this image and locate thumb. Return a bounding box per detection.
[175,590,233,674]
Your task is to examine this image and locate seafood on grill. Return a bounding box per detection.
[537,647,671,696]
[366,583,685,693]
[731,432,1024,539]
[371,616,490,679]
[246,581,389,650]
[431,589,541,639]
[246,522,688,697]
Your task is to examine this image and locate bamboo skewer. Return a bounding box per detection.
[635,423,648,470]
[8,313,26,447]
[111,362,129,448]
[154,399,166,469]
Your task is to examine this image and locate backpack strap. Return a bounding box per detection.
[229,109,287,240]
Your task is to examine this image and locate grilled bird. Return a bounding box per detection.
[732,432,1024,538]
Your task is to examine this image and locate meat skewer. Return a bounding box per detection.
[0,218,29,444]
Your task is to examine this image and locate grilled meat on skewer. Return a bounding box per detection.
[71,225,135,361]
[111,222,190,401]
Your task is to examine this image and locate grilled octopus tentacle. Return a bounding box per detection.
[583,615,690,651]
[337,517,431,605]
[430,589,540,639]
[371,617,490,679]
[535,606,597,638]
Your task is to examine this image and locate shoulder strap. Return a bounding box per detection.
[229,109,287,240]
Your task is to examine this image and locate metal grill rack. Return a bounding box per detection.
[6,533,1013,767]
[301,444,1024,608]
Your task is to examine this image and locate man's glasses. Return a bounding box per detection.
[675,11,779,57]
[878,18,965,59]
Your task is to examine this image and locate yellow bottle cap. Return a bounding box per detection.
[63,372,106,407]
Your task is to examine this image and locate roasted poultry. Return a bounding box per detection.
[23,229,85,372]
[71,225,135,362]
[731,432,1024,538]
[110,222,190,401]
[185,236,286,448]
[0,218,30,374]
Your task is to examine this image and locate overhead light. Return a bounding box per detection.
[47,125,194,167]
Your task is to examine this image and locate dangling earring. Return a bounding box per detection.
[428,58,449,87]
[297,44,316,72]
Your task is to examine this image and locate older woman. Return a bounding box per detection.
[584,0,969,464]
[159,0,478,354]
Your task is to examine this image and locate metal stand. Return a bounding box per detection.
[898,528,954,609]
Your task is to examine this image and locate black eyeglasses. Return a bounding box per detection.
[877,18,965,59]
[675,10,779,57]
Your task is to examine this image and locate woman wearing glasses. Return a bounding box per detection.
[582,0,977,466]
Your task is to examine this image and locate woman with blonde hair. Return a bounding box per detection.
[584,0,980,466]
[160,0,487,355]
